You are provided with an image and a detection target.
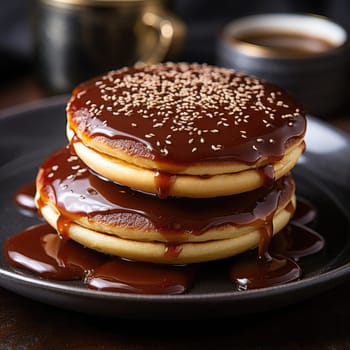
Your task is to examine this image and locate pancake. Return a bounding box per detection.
[39,203,294,264]
[66,62,306,198]
[35,146,296,264]
[68,132,303,198]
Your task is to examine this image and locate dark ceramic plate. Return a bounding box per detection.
[0,96,350,320]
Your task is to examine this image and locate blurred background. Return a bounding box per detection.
[1,0,350,119]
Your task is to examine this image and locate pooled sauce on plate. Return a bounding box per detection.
[13,182,37,216]
[5,166,325,294]
[4,223,197,295]
[229,252,302,291]
[229,220,324,290]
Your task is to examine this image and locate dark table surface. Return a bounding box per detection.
[1,74,350,350]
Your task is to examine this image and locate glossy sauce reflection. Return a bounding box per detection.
[229,202,325,290]
[6,172,325,293]
[229,252,301,290]
[13,182,37,216]
[68,64,306,167]
[35,147,295,240]
[5,223,197,295]
[87,259,197,294]
[4,223,107,280]
[154,171,177,199]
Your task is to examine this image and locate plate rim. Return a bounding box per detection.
[0,94,69,122]
[1,96,350,314]
[1,252,350,303]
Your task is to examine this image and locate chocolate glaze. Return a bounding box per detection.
[4,223,196,294]
[229,204,325,290]
[154,171,177,199]
[13,182,37,216]
[229,251,302,290]
[164,243,183,258]
[67,63,306,167]
[292,197,318,226]
[257,215,274,258]
[4,223,107,280]
[259,164,276,188]
[87,259,197,294]
[3,220,323,293]
[5,183,325,293]
[36,147,295,240]
[270,222,325,260]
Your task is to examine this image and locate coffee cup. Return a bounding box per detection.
[34,0,186,94]
[216,13,349,117]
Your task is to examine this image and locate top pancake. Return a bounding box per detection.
[67,62,306,176]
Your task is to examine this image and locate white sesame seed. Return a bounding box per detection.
[72,62,304,162]
[211,144,222,151]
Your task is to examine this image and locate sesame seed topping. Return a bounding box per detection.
[77,90,86,99]
[160,148,169,156]
[67,155,78,162]
[70,62,306,164]
[211,144,223,151]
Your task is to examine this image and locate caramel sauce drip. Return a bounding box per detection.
[87,259,197,294]
[259,164,275,188]
[154,171,177,199]
[269,222,325,261]
[164,243,183,259]
[36,147,295,238]
[229,199,324,290]
[7,180,325,293]
[258,216,274,258]
[292,197,317,225]
[285,200,295,215]
[4,223,107,280]
[4,223,196,294]
[229,252,302,290]
[13,182,37,216]
[56,216,72,240]
[67,63,306,167]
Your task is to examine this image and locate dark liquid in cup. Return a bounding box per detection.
[236,31,337,56]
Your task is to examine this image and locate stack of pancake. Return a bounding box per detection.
[35,62,306,264]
